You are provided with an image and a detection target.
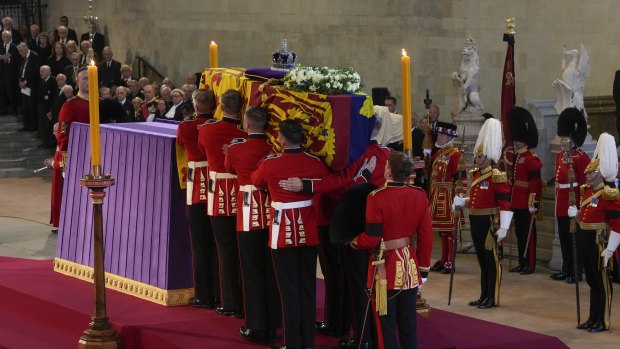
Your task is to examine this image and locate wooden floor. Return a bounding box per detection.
[1,177,619,348]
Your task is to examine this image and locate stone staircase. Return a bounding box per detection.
[0,115,54,178]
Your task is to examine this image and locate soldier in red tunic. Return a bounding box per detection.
[47,67,89,234]
[251,119,329,349]
[452,118,512,308]
[224,106,281,345]
[351,151,433,349]
[429,122,466,274]
[176,89,220,309]
[198,89,247,317]
[568,133,620,332]
[508,107,543,275]
[551,108,590,283]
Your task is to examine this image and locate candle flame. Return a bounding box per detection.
[211,41,216,45]
[90,59,95,66]
[402,49,407,56]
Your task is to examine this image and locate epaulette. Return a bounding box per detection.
[203,118,219,124]
[229,138,246,146]
[580,184,588,196]
[369,186,388,196]
[603,185,620,200]
[491,169,507,183]
[265,153,280,160]
[64,96,76,104]
[406,184,425,192]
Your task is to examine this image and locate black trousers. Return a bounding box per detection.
[0,70,17,114]
[513,209,536,269]
[578,228,612,327]
[211,215,243,310]
[343,245,377,345]
[187,204,219,301]
[272,246,318,348]
[37,106,55,146]
[557,216,582,276]
[21,92,37,130]
[238,229,281,330]
[378,288,418,349]
[317,226,350,333]
[470,215,501,303]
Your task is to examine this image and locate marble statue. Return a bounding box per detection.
[452,36,484,113]
[553,44,589,118]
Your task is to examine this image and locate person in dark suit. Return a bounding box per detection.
[97,46,121,88]
[26,24,40,51]
[17,43,41,131]
[59,16,78,43]
[2,17,21,45]
[388,112,427,190]
[0,30,19,115]
[37,65,57,147]
[115,86,135,122]
[80,22,105,58]
[34,33,52,66]
[47,41,70,76]
[63,52,83,88]
[51,74,70,125]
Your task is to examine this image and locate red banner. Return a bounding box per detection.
[499,34,515,177]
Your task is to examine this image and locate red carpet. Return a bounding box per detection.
[0,257,568,349]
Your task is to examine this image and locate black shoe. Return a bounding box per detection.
[577,320,594,330]
[189,297,211,308]
[587,322,607,333]
[338,337,370,349]
[430,260,444,272]
[566,275,582,284]
[477,298,496,309]
[468,298,484,306]
[509,265,523,273]
[520,267,535,275]
[314,320,346,337]
[550,272,568,280]
[51,228,58,234]
[215,307,243,318]
[238,326,273,344]
[441,267,454,274]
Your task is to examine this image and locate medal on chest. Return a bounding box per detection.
[480,180,489,190]
[590,198,599,208]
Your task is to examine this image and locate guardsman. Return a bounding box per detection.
[429,122,467,274]
[508,107,542,275]
[224,106,281,345]
[551,108,590,283]
[452,118,512,308]
[57,66,89,157]
[176,89,220,310]
[568,132,620,332]
[351,151,433,349]
[43,123,63,233]
[198,89,247,318]
[251,119,329,349]
[277,117,389,349]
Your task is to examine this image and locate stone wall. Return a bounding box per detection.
[44,0,620,122]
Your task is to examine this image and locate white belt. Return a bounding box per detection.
[240,185,259,231]
[207,170,237,215]
[270,199,312,249]
[186,162,208,205]
[556,182,578,189]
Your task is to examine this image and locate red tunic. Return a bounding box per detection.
[177,115,211,205]
[579,184,620,231]
[251,148,330,249]
[468,166,511,213]
[510,147,543,209]
[57,95,90,154]
[197,117,247,216]
[353,182,433,289]
[555,149,590,216]
[429,145,467,232]
[225,134,273,232]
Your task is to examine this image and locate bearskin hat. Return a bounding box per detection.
[508,106,538,148]
[557,107,587,147]
[329,183,378,244]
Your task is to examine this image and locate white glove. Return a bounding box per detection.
[451,195,468,212]
[496,228,507,242]
[528,207,538,214]
[602,230,620,266]
[354,156,377,182]
[567,205,579,218]
[421,277,427,284]
[423,148,432,157]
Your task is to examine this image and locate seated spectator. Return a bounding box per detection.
[154,98,170,120]
[65,40,77,55]
[100,87,112,100]
[79,40,91,65]
[115,86,136,121]
[180,103,195,119]
[162,77,174,89]
[132,96,144,121]
[127,80,142,99]
[120,65,133,85]
[169,89,186,120]
[160,85,172,106]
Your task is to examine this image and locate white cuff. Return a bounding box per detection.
[607,230,620,252]
[500,210,513,230]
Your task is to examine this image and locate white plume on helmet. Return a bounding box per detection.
[592,132,618,182]
[473,118,503,163]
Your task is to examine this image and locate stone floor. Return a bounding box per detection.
[0,177,619,348]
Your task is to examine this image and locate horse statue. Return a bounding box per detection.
[452,36,484,113]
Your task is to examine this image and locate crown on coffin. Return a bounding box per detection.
[271,39,297,71]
